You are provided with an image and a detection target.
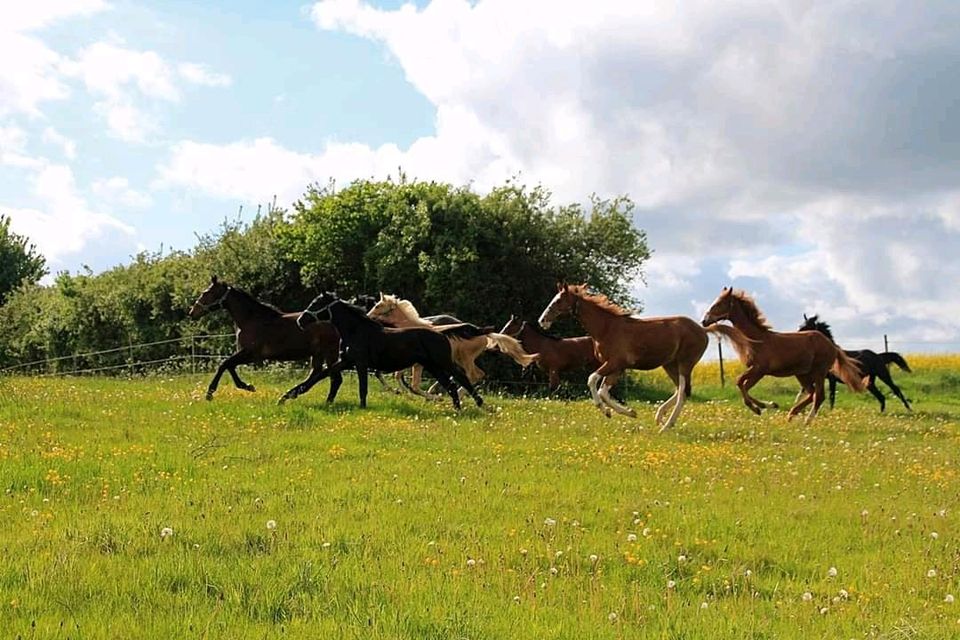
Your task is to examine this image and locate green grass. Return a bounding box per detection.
[0,357,957,638]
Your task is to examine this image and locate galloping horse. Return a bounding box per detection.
[499,315,599,393]
[297,293,483,410]
[367,294,538,394]
[189,276,342,403]
[701,287,866,423]
[538,284,754,431]
[799,314,912,412]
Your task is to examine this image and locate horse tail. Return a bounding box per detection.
[438,323,492,340]
[704,324,757,363]
[880,351,911,372]
[832,349,867,392]
[485,333,539,368]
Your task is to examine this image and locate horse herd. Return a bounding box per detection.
[189,277,912,431]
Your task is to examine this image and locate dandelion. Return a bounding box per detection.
[608,612,618,622]
[642,527,651,537]
[700,602,709,610]
[928,569,938,578]
[819,607,829,615]
[931,532,939,540]
[667,580,676,590]
[828,567,838,578]
[555,550,563,558]
[550,567,558,575]
[744,569,752,577]
[266,519,277,530]
[160,527,173,539]
[946,594,955,603]
[839,589,849,600]
[938,509,947,517]
[678,554,687,563]
[513,595,521,604]
[544,517,557,527]
[322,542,331,548]
[520,548,528,556]
[589,554,599,563]
[627,533,638,542]
[802,592,813,602]
[798,494,806,500]
[466,558,476,567]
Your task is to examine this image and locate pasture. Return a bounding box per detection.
[0,357,958,639]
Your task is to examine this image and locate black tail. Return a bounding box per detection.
[880,352,911,372]
[437,323,492,340]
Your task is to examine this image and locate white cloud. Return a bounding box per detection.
[41,126,77,159]
[91,176,152,208]
[4,164,135,265]
[178,62,232,88]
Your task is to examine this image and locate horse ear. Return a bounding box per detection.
[803,313,808,321]
[211,275,218,284]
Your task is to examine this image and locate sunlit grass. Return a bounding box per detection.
[0,357,957,638]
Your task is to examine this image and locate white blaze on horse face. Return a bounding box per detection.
[538,292,563,329]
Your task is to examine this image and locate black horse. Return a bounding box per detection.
[799,314,912,412]
[297,293,483,410]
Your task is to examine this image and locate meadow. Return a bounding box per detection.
[0,356,957,639]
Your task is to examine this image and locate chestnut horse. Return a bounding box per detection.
[367,294,538,396]
[499,315,599,393]
[189,276,341,403]
[538,284,753,431]
[701,287,866,423]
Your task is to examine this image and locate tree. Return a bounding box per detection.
[0,215,46,305]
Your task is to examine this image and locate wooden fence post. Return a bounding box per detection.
[883,334,889,352]
[718,340,725,387]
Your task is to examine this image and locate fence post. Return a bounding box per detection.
[718,340,725,387]
[883,334,889,353]
[191,335,196,375]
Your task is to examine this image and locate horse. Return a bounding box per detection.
[701,287,866,423]
[296,293,483,410]
[798,314,912,412]
[188,276,342,404]
[538,284,754,431]
[499,314,600,393]
[367,294,538,395]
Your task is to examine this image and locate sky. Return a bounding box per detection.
[2,0,959,354]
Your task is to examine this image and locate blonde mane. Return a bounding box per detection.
[729,289,772,330]
[378,294,431,326]
[568,284,631,316]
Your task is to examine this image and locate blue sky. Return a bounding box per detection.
[3,1,960,351]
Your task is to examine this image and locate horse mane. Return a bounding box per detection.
[568,285,631,317]
[522,320,561,341]
[381,294,426,321]
[728,289,772,330]
[801,314,835,342]
[229,286,284,317]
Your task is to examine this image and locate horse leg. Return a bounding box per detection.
[598,372,636,418]
[865,376,886,412]
[375,371,400,394]
[587,370,611,418]
[654,363,680,426]
[206,351,254,400]
[424,366,462,410]
[736,369,766,415]
[449,364,483,408]
[876,368,911,411]
[278,357,325,404]
[548,369,561,395]
[828,374,838,409]
[659,373,688,433]
[356,365,369,408]
[787,375,814,421]
[804,376,827,425]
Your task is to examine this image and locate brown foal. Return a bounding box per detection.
[499,315,599,393]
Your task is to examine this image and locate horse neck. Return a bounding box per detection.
[575,297,617,340]
[728,301,769,339]
[518,325,549,352]
[221,290,269,328]
[387,303,433,328]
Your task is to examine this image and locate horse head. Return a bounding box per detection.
[189,275,230,319]
[297,291,339,330]
[538,284,583,329]
[701,287,735,327]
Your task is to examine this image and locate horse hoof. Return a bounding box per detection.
[768,402,779,409]
[205,392,214,401]
[626,409,638,418]
[604,408,612,418]
[277,397,287,405]
[245,385,256,393]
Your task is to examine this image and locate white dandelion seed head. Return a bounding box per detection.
[608,612,618,622]
[466,558,476,567]
[839,589,849,600]
[266,519,277,530]
[520,548,528,555]
[667,580,676,589]
[828,567,838,578]
[678,555,687,563]
[550,567,558,575]
[589,554,599,563]
[160,527,173,539]
[931,532,940,540]
[642,527,651,537]
[627,533,638,542]
[946,594,955,603]
[544,517,557,527]
[928,569,938,578]
[744,569,753,577]
[802,592,813,602]
[700,602,709,609]
[513,595,521,604]
[819,607,829,615]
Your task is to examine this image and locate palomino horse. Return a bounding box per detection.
[367,294,538,395]
[189,276,341,403]
[297,293,483,410]
[538,284,753,431]
[499,315,599,393]
[799,314,911,412]
[701,287,866,423]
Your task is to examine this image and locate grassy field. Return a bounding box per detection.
[0,356,958,638]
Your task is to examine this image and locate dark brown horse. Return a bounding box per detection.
[188,276,341,403]
[701,287,866,423]
[538,284,754,431]
[499,315,599,393]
